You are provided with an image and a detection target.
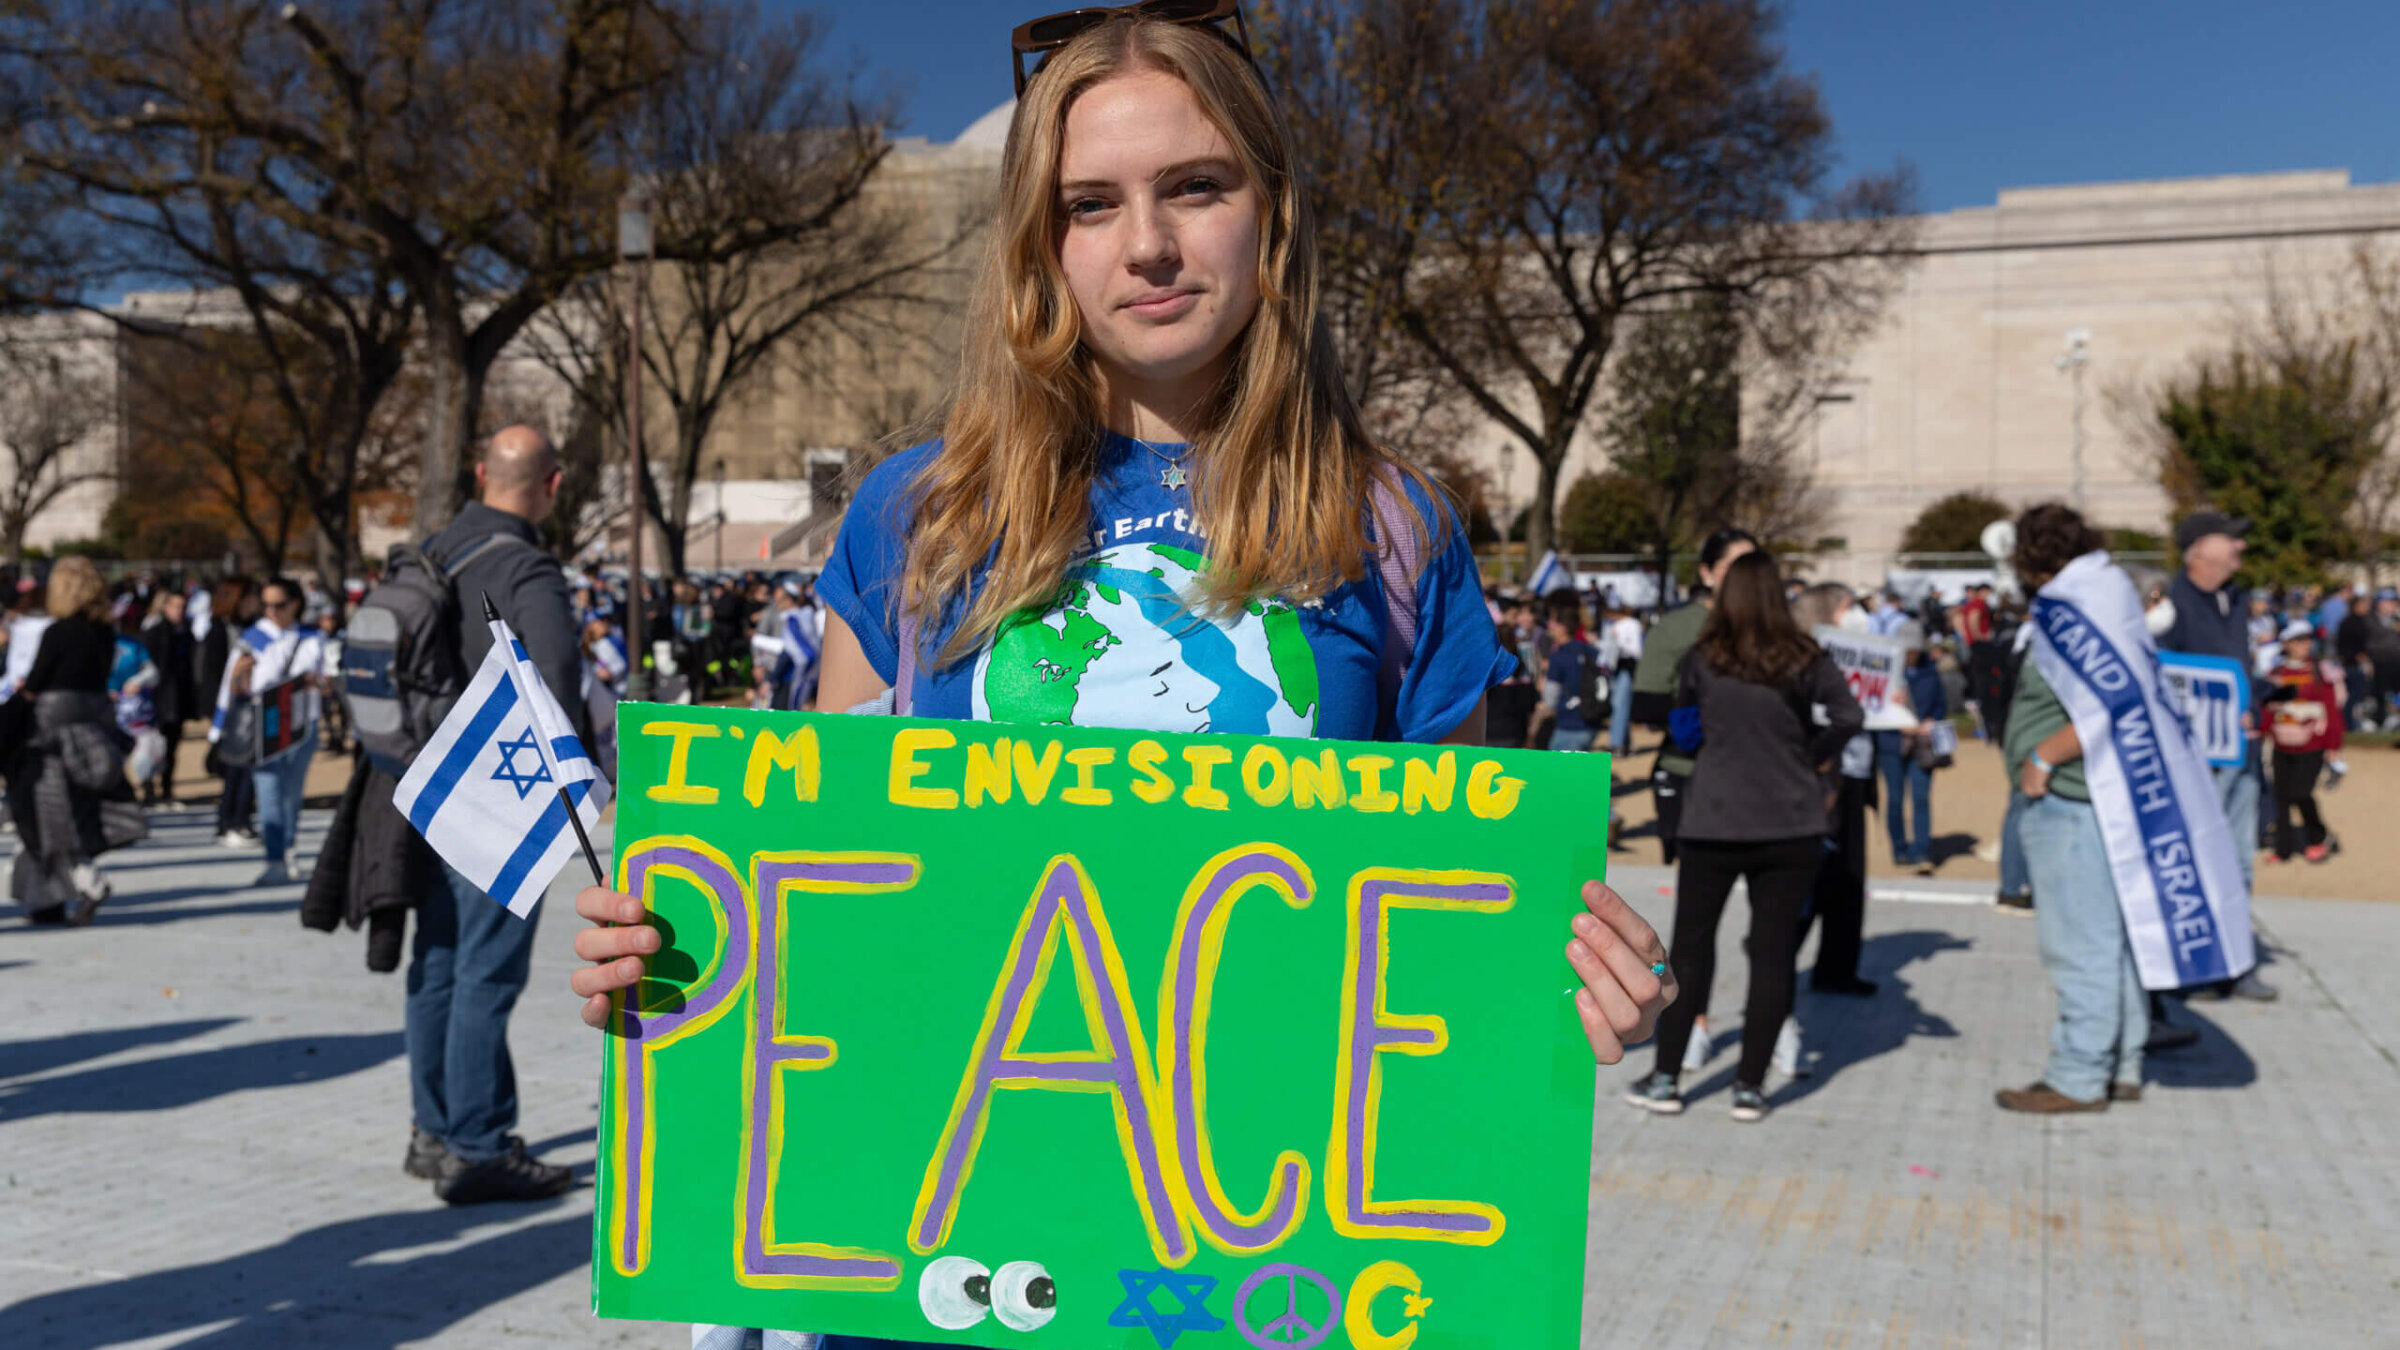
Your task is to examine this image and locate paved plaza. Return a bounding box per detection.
[2,810,2396,1349]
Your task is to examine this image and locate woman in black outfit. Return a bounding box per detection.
[138,587,200,807]
[9,557,146,924]
[199,576,258,844]
[1626,552,1864,1122]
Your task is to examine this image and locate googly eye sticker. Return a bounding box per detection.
[919,1254,991,1330]
[991,1260,1058,1332]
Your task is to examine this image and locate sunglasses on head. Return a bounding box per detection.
[1010,0,1253,97]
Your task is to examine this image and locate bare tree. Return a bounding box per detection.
[0,338,113,565]
[116,324,312,569]
[523,2,978,575]
[1263,0,1914,559]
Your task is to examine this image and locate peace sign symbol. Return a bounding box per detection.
[1233,1263,1343,1350]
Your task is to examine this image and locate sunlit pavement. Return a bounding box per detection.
[3,817,2395,1348]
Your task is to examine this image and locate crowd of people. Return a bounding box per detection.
[1463,503,2397,1120]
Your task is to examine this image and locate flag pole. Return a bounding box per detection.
[483,593,608,888]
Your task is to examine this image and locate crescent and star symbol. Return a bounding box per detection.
[1343,1260,1433,1350]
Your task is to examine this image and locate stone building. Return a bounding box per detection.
[1796,168,2400,584]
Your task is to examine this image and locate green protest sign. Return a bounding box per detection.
[595,703,1610,1349]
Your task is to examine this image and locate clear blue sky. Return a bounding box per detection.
[777,0,2400,212]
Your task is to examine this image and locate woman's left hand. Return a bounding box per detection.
[1566,880,1676,1064]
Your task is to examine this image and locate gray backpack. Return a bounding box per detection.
[342,534,533,775]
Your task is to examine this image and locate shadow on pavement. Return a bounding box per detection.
[0,1018,242,1081]
[526,1124,599,1155]
[1925,831,1983,867]
[0,1032,402,1122]
[86,899,302,928]
[0,1197,590,1350]
[1735,929,1972,1109]
[2145,998,2258,1089]
[1670,929,1972,1107]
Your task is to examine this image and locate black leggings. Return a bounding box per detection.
[1807,777,1871,984]
[2272,749,2325,858]
[1652,836,1823,1089]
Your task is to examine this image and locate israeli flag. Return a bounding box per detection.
[1527,550,1574,596]
[395,616,611,918]
[777,605,822,711]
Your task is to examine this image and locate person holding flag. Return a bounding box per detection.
[767,576,823,711]
[390,426,603,1204]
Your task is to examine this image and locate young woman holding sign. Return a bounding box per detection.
[569,4,1674,1343]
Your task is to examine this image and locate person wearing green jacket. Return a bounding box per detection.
[1630,528,1758,863]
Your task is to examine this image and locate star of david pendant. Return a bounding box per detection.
[1160,464,1189,491]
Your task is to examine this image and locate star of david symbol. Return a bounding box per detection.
[1160,463,1190,491]
[489,727,553,800]
[1109,1268,1225,1348]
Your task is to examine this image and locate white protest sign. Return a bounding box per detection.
[1814,626,1918,731]
[2158,652,2250,769]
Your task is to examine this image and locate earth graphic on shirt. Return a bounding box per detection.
[970,541,1319,735]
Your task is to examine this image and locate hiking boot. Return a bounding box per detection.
[2107,1082,2143,1103]
[434,1138,575,1205]
[405,1127,453,1180]
[1993,891,2034,917]
[1623,1070,1685,1116]
[1729,1084,1770,1122]
[1994,1082,2106,1114]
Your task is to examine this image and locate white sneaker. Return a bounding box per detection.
[1681,1016,1712,1073]
[253,861,291,887]
[1772,1017,1809,1079]
[217,831,247,849]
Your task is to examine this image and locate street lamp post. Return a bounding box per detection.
[619,194,653,700]
[2054,327,2091,515]
[1497,443,1516,583]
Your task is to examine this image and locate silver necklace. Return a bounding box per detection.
[1134,438,1191,492]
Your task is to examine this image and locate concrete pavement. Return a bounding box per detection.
[2,815,2395,1348]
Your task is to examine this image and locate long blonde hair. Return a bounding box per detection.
[44,555,108,622]
[901,16,1433,662]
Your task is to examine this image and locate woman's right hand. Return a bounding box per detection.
[571,886,661,1029]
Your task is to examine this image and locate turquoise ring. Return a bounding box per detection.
[1650,961,1669,977]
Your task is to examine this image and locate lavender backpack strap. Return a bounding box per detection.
[1368,470,1425,730]
[893,606,919,717]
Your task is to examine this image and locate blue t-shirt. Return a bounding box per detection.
[817,434,1513,742]
[1543,639,1598,733]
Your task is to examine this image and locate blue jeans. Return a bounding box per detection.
[1877,742,1933,863]
[407,859,542,1162]
[252,726,317,864]
[1548,725,1597,753]
[2021,793,2146,1101]
[1609,668,1635,754]
[2214,758,2259,893]
[1998,789,2031,897]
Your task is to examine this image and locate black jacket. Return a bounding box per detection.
[1674,648,1865,844]
[2160,573,2249,668]
[139,616,201,726]
[302,754,428,971]
[421,501,591,747]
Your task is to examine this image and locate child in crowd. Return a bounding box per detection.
[2263,620,2342,864]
